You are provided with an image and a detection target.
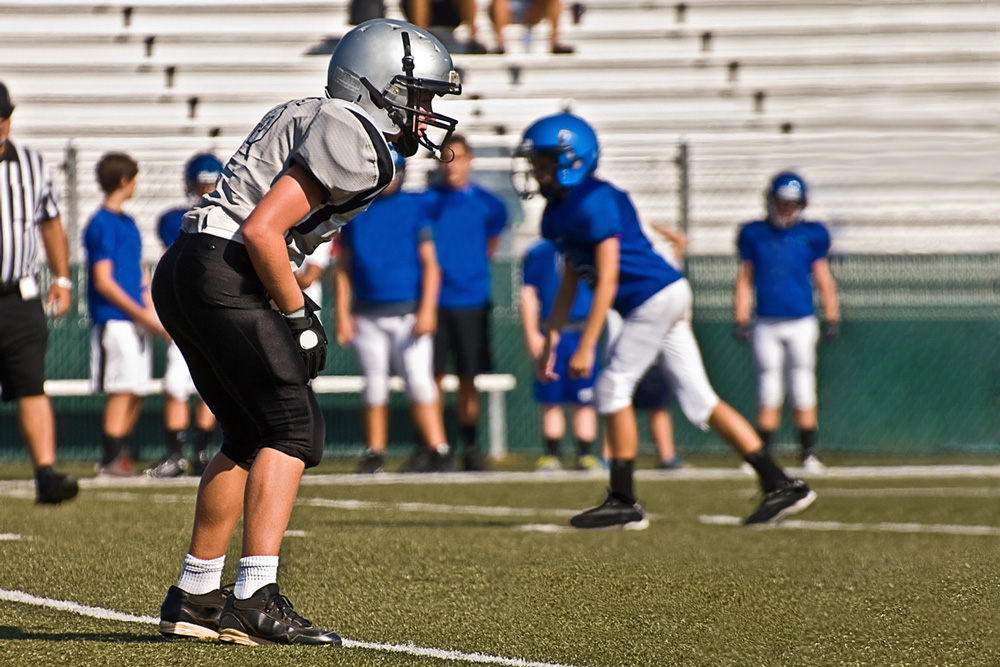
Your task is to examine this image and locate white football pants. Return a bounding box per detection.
[351,312,438,406]
[752,316,819,411]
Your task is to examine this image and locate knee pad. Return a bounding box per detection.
[362,372,389,406]
[594,369,634,416]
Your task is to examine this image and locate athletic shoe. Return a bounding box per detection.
[463,448,491,472]
[569,491,649,531]
[159,585,231,640]
[575,454,608,475]
[35,471,79,505]
[428,449,453,473]
[535,455,563,472]
[95,452,135,477]
[801,453,827,475]
[401,448,431,473]
[744,479,817,525]
[355,450,385,475]
[657,456,687,470]
[144,453,190,479]
[218,583,342,646]
[192,449,210,476]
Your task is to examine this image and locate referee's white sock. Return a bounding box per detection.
[176,554,225,595]
[234,555,280,599]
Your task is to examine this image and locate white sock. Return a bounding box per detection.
[176,554,225,595]
[434,443,450,455]
[234,555,279,599]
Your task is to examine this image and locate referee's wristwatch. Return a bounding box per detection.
[54,276,73,290]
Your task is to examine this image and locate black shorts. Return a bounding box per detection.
[401,0,461,27]
[151,233,325,469]
[632,364,671,411]
[0,292,49,401]
[433,305,492,377]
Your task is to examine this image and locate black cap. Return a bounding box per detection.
[0,82,14,118]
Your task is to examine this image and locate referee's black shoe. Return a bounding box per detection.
[159,586,231,640]
[218,583,342,646]
[35,469,78,505]
[570,490,649,531]
[744,479,817,525]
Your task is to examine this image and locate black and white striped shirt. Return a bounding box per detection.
[0,141,61,285]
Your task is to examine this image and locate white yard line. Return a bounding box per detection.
[0,588,589,667]
[699,514,1000,536]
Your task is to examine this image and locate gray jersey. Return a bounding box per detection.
[183,98,394,263]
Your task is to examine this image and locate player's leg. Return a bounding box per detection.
[352,314,391,473]
[571,403,600,471]
[451,306,492,471]
[149,342,194,478]
[394,313,451,472]
[786,316,824,470]
[566,332,601,472]
[752,318,787,451]
[192,400,216,475]
[537,403,566,470]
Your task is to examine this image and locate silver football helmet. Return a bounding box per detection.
[326,18,462,158]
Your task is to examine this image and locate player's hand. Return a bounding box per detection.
[535,340,558,383]
[46,283,71,318]
[568,346,595,380]
[335,315,355,346]
[527,331,546,360]
[413,307,436,338]
[284,294,328,379]
[734,322,753,344]
[821,320,840,342]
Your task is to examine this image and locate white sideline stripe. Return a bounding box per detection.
[0,588,588,667]
[807,487,1000,498]
[699,515,1000,536]
[0,533,24,540]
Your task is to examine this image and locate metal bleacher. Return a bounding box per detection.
[2,0,998,256]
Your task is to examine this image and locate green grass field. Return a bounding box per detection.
[1,456,999,666]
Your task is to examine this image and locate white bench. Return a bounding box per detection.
[44,373,518,458]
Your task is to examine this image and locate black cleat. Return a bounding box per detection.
[35,472,79,505]
[159,585,231,640]
[218,583,342,646]
[744,479,817,525]
[462,448,491,472]
[355,450,385,475]
[570,491,649,530]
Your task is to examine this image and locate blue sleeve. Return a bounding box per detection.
[84,214,116,265]
[522,246,543,288]
[157,209,183,248]
[577,186,622,243]
[339,218,354,250]
[737,223,755,261]
[809,224,831,263]
[484,190,508,238]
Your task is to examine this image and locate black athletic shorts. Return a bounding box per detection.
[0,291,49,401]
[433,305,493,377]
[151,233,325,469]
[632,364,672,411]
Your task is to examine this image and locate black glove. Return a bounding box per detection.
[821,320,840,342]
[734,322,752,344]
[283,294,328,379]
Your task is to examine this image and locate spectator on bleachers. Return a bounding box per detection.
[144,153,221,479]
[403,0,489,53]
[423,134,508,471]
[0,81,78,504]
[488,0,575,54]
[334,152,452,474]
[85,152,168,477]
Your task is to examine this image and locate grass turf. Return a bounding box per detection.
[1,461,999,666]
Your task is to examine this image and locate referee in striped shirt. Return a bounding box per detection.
[0,81,78,504]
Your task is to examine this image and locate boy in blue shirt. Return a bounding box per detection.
[734,171,840,473]
[514,112,816,528]
[521,238,602,472]
[84,152,167,476]
[423,134,508,471]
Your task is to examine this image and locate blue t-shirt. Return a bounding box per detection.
[541,177,681,316]
[737,219,831,318]
[522,238,593,327]
[157,206,187,248]
[83,207,145,324]
[339,190,433,306]
[422,182,508,308]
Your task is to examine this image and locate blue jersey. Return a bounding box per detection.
[737,219,831,318]
[540,177,681,316]
[83,207,145,324]
[422,182,508,308]
[157,206,187,248]
[522,239,592,326]
[339,190,433,307]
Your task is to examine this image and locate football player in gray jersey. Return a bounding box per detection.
[152,19,461,647]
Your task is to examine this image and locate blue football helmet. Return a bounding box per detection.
[513,112,599,198]
[184,153,223,194]
[766,170,808,228]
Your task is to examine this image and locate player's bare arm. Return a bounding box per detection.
[334,246,355,346]
[242,163,327,314]
[38,215,71,318]
[92,259,165,337]
[570,236,618,379]
[734,260,755,325]
[414,239,440,337]
[812,258,840,323]
[520,284,545,360]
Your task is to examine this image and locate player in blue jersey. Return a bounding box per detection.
[335,151,451,474]
[734,171,840,473]
[514,112,816,528]
[145,153,221,479]
[521,238,602,473]
[84,152,168,477]
[423,134,509,471]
